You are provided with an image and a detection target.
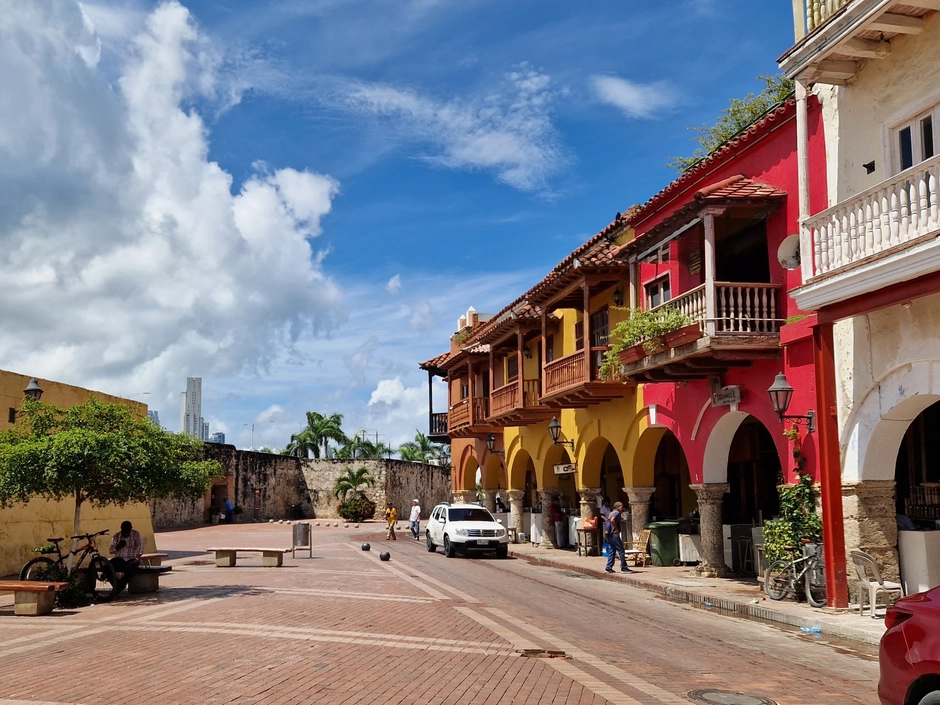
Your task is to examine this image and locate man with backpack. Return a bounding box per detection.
[605,502,634,574]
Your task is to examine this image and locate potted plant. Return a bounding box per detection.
[664,322,702,348]
[599,306,693,379]
[232,505,244,523]
[210,504,221,525]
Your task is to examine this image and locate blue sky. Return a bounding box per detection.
[0,0,797,450]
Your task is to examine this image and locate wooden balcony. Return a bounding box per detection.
[428,412,449,444]
[794,0,851,40]
[447,397,494,438]
[541,350,631,408]
[621,282,783,383]
[488,379,554,426]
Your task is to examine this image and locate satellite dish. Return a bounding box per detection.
[777,234,801,270]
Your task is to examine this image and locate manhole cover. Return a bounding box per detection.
[687,690,777,705]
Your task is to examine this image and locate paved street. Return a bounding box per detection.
[0,523,879,705]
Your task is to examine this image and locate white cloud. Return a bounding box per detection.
[0,1,342,407]
[591,75,677,119]
[368,376,428,444]
[386,274,402,294]
[339,64,565,192]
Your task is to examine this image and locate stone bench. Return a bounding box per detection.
[127,565,172,593]
[0,580,70,616]
[206,547,292,568]
[138,553,169,567]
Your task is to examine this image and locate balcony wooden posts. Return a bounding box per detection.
[703,208,719,337]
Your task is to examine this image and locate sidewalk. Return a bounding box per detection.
[508,541,887,645]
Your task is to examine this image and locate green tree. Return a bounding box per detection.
[284,429,317,458]
[332,466,376,500]
[0,398,222,571]
[398,430,446,463]
[302,412,347,459]
[336,431,390,459]
[668,74,794,173]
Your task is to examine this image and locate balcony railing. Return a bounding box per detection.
[544,350,586,396]
[448,397,489,432]
[490,379,542,417]
[649,282,782,334]
[805,154,940,278]
[794,0,851,39]
[430,412,448,437]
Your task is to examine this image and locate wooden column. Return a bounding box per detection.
[541,309,548,397]
[467,360,474,425]
[427,369,434,435]
[489,344,496,403]
[796,76,814,284]
[582,282,592,382]
[814,320,849,608]
[703,210,718,337]
[628,258,638,310]
[517,328,525,409]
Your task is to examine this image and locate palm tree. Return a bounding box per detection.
[398,442,425,462]
[337,431,391,459]
[332,466,376,500]
[304,412,347,458]
[284,429,317,458]
[398,430,447,463]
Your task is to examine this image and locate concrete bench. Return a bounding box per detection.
[127,565,172,593]
[206,547,291,568]
[138,553,169,567]
[0,580,69,616]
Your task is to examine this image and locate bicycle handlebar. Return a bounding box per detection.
[69,529,110,540]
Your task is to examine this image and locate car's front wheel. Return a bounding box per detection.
[443,535,457,558]
[426,533,436,553]
[917,692,940,705]
[495,544,508,559]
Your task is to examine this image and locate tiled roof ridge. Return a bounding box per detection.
[694,174,746,198]
[626,99,796,227]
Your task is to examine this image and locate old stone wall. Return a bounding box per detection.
[149,496,205,529]
[842,480,900,592]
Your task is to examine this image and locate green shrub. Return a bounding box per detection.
[599,306,692,379]
[337,494,377,522]
[763,472,822,563]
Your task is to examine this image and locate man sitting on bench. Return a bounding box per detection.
[110,521,143,596]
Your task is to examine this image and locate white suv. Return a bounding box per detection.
[426,503,510,558]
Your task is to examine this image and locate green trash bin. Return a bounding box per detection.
[648,521,680,567]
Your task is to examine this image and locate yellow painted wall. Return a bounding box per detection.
[0,368,154,577]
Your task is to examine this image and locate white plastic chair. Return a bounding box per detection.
[850,550,903,618]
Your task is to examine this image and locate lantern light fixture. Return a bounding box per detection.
[612,287,624,307]
[767,372,815,432]
[547,417,574,450]
[23,378,43,401]
[485,433,505,457]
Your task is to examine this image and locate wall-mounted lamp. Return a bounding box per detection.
[547,417,574,450]
[523,347,532,359]
[863,160,876,174]
[767,372,815,433]
[23,378,43,401]
[485,433,505,457]
[612,287,624,307]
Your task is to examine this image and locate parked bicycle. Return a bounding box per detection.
[764,540,826,608]
[20,529,117,602]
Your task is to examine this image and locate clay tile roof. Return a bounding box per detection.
[419,352,451,371]
[694,174,786,201]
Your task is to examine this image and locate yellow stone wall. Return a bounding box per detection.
[0,368,154,577]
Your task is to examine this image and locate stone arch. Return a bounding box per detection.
[845,360,940,483]
[630,426,667,487]
[701,410,749,484]
[580,435,615,489]
[507,447,532,490]
[481,454,506,489]
[540,443,572,490]
[460,455,480,492]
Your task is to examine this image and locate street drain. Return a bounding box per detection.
[687,690,778,705]
[518,648,568,659]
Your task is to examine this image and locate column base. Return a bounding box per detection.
[693,564,729,578]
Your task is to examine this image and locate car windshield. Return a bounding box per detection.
[448,508,494,522]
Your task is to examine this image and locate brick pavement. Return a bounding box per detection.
[0,521,879,705]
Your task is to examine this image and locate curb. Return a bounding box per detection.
[509,548,881,646]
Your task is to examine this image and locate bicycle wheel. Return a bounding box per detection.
[85,556,117,602]
[805,566,827,608]
[765,559,792,600]
[20,556,55,581]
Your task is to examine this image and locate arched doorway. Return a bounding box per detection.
[723,417,781,526]
[895,399,940,521]
[650,431,694,521]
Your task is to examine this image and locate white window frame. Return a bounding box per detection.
[883,89,940,177]
[644,274,672,309]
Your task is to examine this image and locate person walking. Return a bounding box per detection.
[605,501,633,574]
[409,499,421,541]
[385,502,397,540]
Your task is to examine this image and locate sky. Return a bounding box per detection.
[0,0,797,451]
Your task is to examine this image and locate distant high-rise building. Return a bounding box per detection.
[147,410,160,427]
[179,377,209,440]
[208,432,225,444]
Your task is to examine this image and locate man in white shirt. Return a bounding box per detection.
[409,499,421,541]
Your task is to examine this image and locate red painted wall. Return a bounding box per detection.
[636,98,827,485]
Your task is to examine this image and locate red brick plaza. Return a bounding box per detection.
[0,523,879,705]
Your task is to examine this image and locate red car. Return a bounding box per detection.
[880,586,940,705]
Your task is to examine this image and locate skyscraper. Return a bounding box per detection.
[147,410,161,427]
[208,432,225,444]
[179,377,208,440]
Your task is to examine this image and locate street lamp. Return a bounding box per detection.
[767,372,815,432]
[485,433,504,457]
[23,378,43,401]
[245,419,276,450]
[547,417,574,450]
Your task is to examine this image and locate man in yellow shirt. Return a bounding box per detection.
[384,502,397,540]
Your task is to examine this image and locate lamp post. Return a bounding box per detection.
[767,372,815,432]
[245,419,276,451]
[547,417,574,450]
[485,433,505,457]
[23,378,43,401]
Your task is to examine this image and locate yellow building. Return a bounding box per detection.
[0,370,155,577]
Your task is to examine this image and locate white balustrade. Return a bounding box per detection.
[805,155,940,278]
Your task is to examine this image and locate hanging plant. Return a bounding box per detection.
[599,306,692,380]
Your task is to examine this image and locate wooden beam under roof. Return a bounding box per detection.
[893,0,940,11]
[814,60,859,80]
[866,12,925,33]
[838,37,891,59]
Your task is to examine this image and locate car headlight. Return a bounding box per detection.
[496,529,505,537]
[455,529,469,537]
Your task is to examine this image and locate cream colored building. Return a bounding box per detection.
[780,1,940,605]
[0,370,154,577]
